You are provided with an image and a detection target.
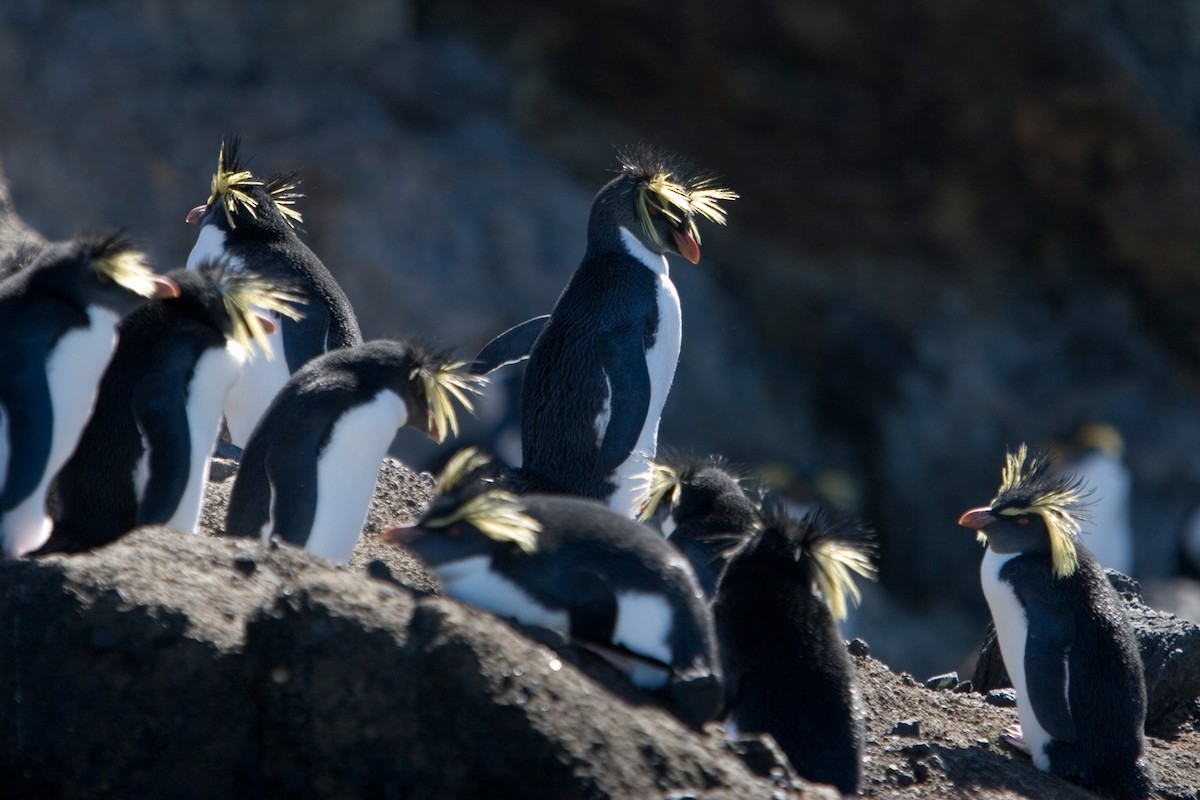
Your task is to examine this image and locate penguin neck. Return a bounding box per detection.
[618,227,670,277]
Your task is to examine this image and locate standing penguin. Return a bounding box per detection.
[224,340,482,565]
[386,448,723,729]
[712,500,876,795]
[1057,422,1133,575]
[185,138,362,448]
[0,233,179,558]
[37,262,301,554]
[959,445,1154,799]
[474,147,735,517]
[638,455,760,598]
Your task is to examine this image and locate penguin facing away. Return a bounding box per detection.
[37,262,301,554]
[711,500,876,795]
[474,147,736,517]
[386,448,724,729]
[224,340,483,566]
[1057,422,1133,575]
[185,138,363,448]
[0,233,179,558]
[638,454,760,598]
[959,445,1153,799]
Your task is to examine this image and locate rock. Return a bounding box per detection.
[924,672,959,691]
[0,527,813,799]
[985,690,1018,708]
[973,570,1200,731]
[890,719,921,737]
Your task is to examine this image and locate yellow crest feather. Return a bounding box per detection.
[413,362,486,443]
[992,444,1085,578]
[93,248,160,297]
[809,537,878,621]
[637,461,682,522]
[211,268,305,359]
[206,140,303,230]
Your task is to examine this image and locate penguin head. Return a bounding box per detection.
[186,137,304,240]
[403,346,487,444]
[959,444,1089,577]
[722,500,877,621]
[28,231,178,314]
[589,146,736,265]
[385,448,541,567]
[640,454,757,534]
[169,260,305,358]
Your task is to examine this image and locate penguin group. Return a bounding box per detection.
[0,137,1163,798]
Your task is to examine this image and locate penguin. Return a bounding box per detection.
[185,137,363,449]
[711,499,875,795]
[958,445,1154,799]
[385,447,724,729]
[638,454,760,598]
[1056,422,1134,575]
[35,262,301,554]
[224,340,483,566]
[472,146,736,517]
[0,232,179,558]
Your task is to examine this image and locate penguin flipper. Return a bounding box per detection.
[0,367,52,509]
[131,379,191,527]
[470,315,550,375]
[595,327,651,475]
[261,427,321,547]
[1022,595,1078,743]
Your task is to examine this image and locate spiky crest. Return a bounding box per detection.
[85,233,160,297]
[637,460,682,522]
[408,351,487,444]
[424,447,541,554]
[200,261,305,358]
[617,145,737,247]
[757,499,877,621]
[205,138,304,230]
[988,444,1088,578]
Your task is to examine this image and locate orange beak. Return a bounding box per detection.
[153,276,181,299]
[958,507,994,530]
[186,205,207,225]
[671,228,701,264]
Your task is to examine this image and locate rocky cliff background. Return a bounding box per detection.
[5,0,1200,677]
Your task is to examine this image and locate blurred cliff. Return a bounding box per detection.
[5,0,1200,675]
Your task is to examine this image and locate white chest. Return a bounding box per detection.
[981,548,1053,769]
[303,390,407,565]
[186,224,231,270]
[612,590,675,688]
[224,323,290,447]
[4,308,120,557]
[437,554,571,633]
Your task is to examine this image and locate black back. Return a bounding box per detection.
[665,460,759,597]
[711,512,865,795]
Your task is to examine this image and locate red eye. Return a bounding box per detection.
[1017,517,1031,527]
[445,524,461,537]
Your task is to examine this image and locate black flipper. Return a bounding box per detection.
[131,377,192,527]
[595,326,651,475]
[0,361,52,511]
[1022,595,1078,742]
[566,568,619,643]
[470,315,550,375]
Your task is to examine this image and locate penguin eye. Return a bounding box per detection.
[1017,516,1031,527]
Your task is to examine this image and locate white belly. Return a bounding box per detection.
[981,548,1053,770]
[186,224,229,270]
[165,343,246,533]
[224,323,290,447]
[609,229,682,517]
[303,391,407,565]
[4,309,120,557]
[612,591,675,688]
[436,554,571,633]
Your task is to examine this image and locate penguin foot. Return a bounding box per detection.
[1001,724,1031,755]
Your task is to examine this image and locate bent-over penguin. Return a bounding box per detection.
[386,448,723,728]
[185,137,362,448]
[639,454,760,597]
[472,147,735,517]
[37,263,300,554]
[224,340,482,565]
[712,500,875,794]
[959,445,1153,799]
[0,233,178,557]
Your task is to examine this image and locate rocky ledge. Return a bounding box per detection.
[1,459,1197,799]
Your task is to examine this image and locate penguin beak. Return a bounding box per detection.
[381,525,422,545]
[254,311,277,335]
[153,276,181,299]
[671,228,701,264]
[958,507,995,530]
[186,205,207,225]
